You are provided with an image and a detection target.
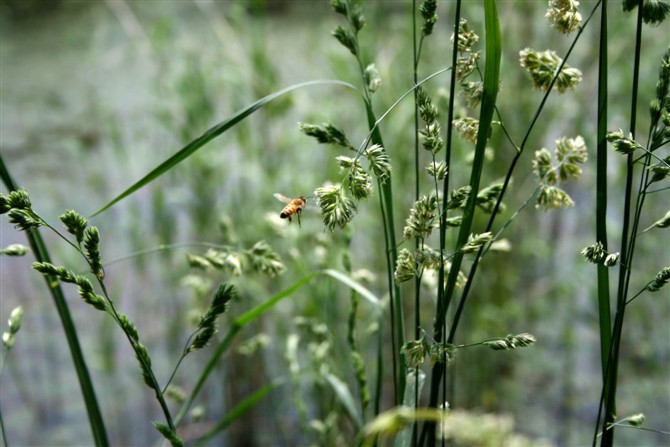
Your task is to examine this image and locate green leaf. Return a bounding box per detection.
[326,373,362,431]
[194,379,284,446]
[322,269,382,312]
[174,269,382,427]
[174,272,318,426]
[394,369,426,447]
[91,80,357,217]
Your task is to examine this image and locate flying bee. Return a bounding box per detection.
[274,193,307,227]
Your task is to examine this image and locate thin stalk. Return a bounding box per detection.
[0,399,6,447]
[376,176,400,403]
[413,0,422,343]
[595,3,613,444]
[424,2,503,446]
[414,0,421,209]
[596,1,642,445]
[419,0,461,444]
[412,1,421,443]
[95,279,177,432]
[374,311,384,417]
[343,6,407,400]
[0,349,10,447]
[367,102,407,402]
[0,155,109,447]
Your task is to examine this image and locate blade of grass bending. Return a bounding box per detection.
[322,269,382,312]
[174,272,317,425]
[175,269,382,426]
[326,373,363,431]
[90,79,358,217]
[193,378,285,446]
[424,1,500,445]
[0,155,109,447]
[395,369,425,447]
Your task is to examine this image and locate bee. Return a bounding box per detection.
[273,193,307,227]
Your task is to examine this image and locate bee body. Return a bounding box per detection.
[274,194,307,227]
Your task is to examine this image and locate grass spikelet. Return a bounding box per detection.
[519,48,583,92]
[60,210,88,244]
[314,185,357,231]
[84,227,103,279]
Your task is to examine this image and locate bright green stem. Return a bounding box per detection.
[424,2,500,446]
[598,1,645,445]
[0,155,109,447]
[365,100,406,401]
[595,0,611,381]
[594,4,613,445]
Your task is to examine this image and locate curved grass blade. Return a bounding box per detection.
[322,269,382,313]
[395,369,425,447]
[326,373,363,431]
[173,271,318,426]
[91,80,358,217]
[193,378,285,446]
[174,268,382,426]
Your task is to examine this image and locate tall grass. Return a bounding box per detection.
[1,1,668,446]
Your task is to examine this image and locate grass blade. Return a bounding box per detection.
[395,369,425,447]
[322,269,382,312]
[174,272,318,425]
[90,80,357,217]
[424,1,500,444]
[193,378,285,446]
[175,268,381,426]
[326,373,363,431]
[593,2,614,445]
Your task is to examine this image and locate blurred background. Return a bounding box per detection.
[1,1,668,446]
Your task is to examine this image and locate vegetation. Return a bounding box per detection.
[1,1,668,446]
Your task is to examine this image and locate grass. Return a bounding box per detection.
[1,1,668,446]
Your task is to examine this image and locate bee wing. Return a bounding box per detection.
[273,193,292,204]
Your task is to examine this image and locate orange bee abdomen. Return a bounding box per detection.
[274,195,306,226]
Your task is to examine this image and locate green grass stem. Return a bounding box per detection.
[424,2,500,445]
[0,155,109,447]
[595,1,614,445]
[595,2,645,445]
